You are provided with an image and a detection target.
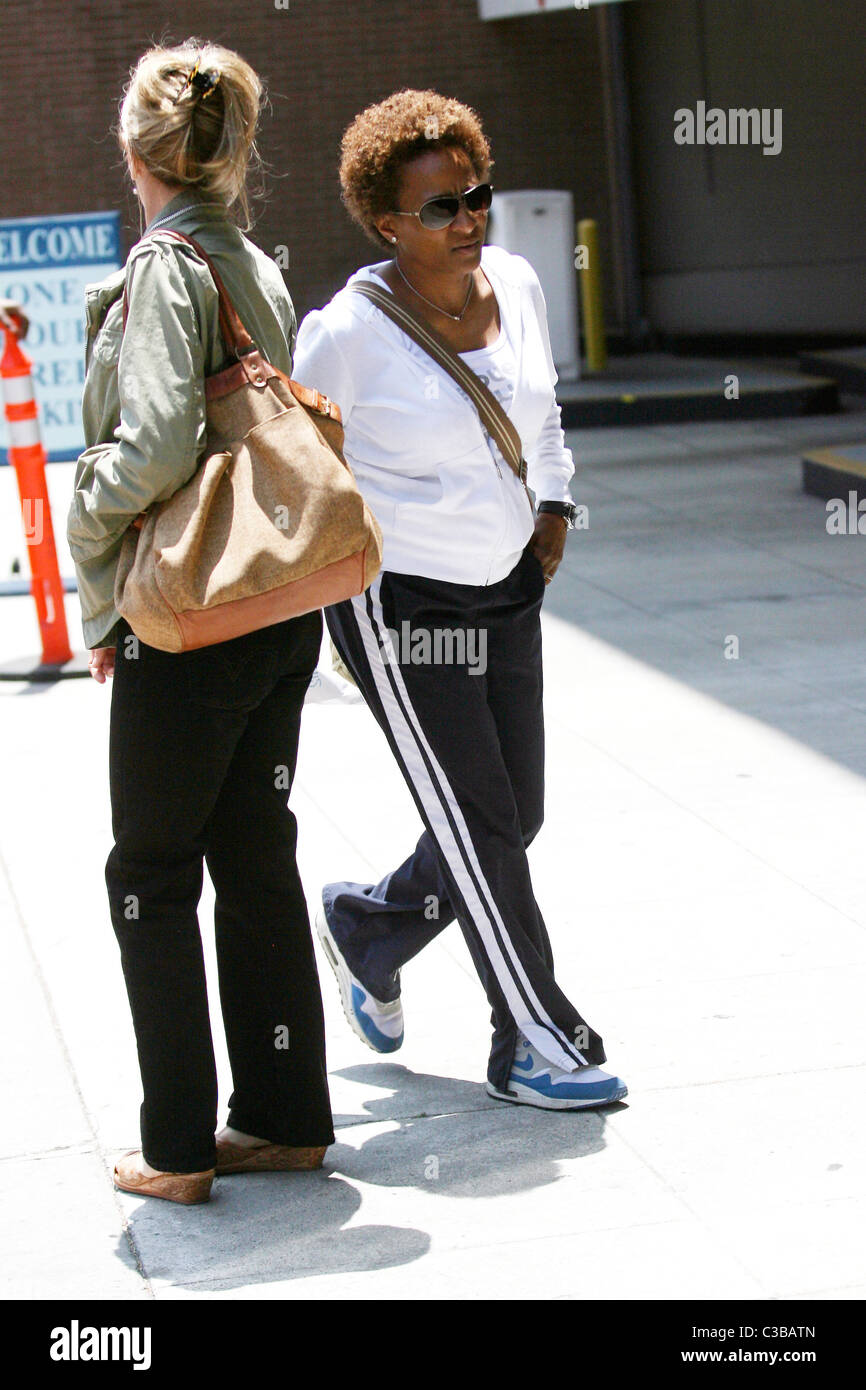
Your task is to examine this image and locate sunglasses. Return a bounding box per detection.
[390,182,494,231]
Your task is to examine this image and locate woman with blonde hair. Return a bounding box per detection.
[68,40,334,1204]
[294,90,627,1112]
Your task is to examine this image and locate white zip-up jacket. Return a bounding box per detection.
[292,244,574,586]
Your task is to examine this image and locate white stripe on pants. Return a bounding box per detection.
[350,575,588,1073]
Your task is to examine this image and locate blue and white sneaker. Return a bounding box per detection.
[314,905,404,1053]
[486,1034,627,1110]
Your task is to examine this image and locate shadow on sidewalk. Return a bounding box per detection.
[549,445,866,782]
[111,1062,622,1292]
[330,1061,621,1198]
[112,1165,429,1294]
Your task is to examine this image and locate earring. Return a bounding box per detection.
[391,236,397,244]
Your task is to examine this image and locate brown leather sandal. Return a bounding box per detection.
[215,1140,327,1175]
[113,1150,215,1205]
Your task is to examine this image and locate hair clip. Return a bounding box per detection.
[173,57,221,104]
[191,66,221,100]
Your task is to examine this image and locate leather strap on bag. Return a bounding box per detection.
[121,229,251,357]
[120,228,339,418]
[352,281,529,486]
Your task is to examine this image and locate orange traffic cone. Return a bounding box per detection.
[1,323,87,680]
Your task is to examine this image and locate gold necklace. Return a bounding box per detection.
[395,258,474,321]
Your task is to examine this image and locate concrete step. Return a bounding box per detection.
[557,353,838,427]
[799,347,866,396]
[802,441,866,505]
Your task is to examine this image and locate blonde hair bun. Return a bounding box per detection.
[118,39,264,227]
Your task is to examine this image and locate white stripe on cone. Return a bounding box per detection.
[1,375,36,406]
[6,418,40,448]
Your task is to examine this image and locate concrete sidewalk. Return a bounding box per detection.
[2,410,866,1300]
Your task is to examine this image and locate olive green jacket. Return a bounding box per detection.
[67,192,297,647]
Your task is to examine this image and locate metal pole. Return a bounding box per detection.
[578,218,608,371]
[596,1,645,346]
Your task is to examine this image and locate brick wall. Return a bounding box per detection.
[0,0,615,322]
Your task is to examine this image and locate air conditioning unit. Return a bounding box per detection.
[487,190,580,380]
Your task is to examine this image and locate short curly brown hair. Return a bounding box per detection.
[339,89,493,249]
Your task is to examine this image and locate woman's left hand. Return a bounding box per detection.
[88,647,116,683]
[528,512,567,584]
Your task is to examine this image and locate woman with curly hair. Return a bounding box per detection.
[293,89,627,1111]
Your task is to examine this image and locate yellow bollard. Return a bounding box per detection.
[577,218,607,372]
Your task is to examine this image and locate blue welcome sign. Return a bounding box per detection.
[0,211,122,465]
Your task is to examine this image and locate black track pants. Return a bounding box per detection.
[323,549,606,1091]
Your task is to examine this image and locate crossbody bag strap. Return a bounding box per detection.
[352,281,529,486]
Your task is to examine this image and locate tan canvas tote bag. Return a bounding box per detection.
[114,230,382,653]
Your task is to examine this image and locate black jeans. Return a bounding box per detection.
[105,612,334,1172]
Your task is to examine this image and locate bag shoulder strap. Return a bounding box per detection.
[121,228,341,419]
[352,281,527,485]
[121,228,253,359]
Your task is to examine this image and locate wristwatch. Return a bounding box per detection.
[537,499,579,530]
